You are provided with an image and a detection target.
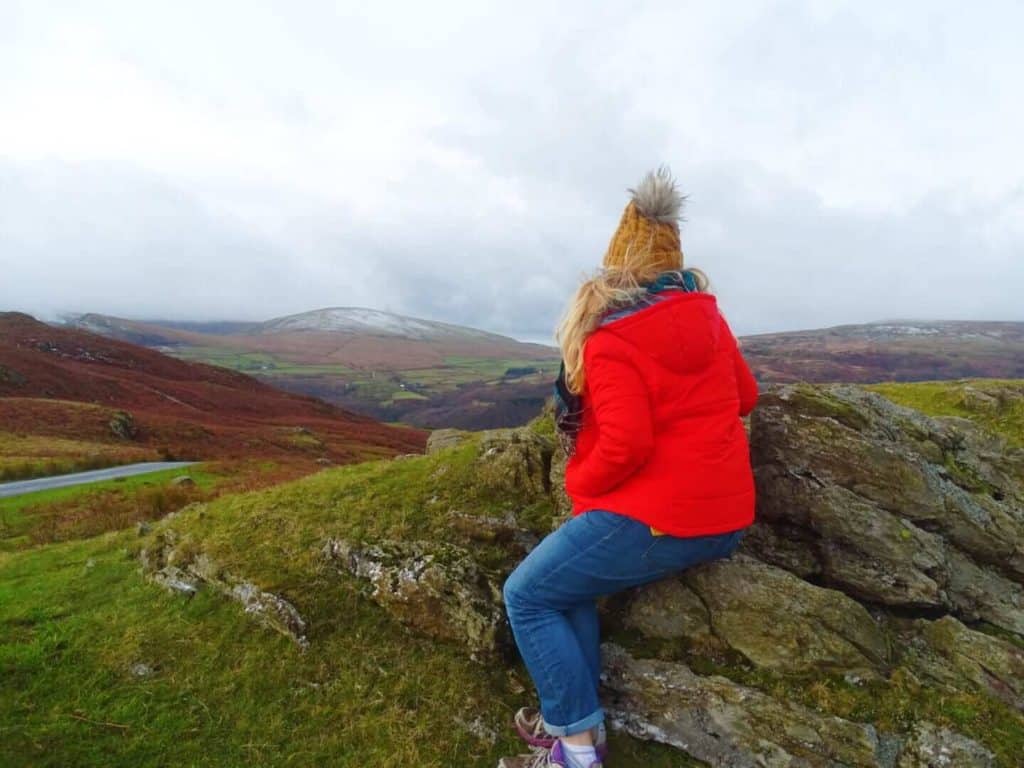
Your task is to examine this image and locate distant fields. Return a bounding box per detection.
[160,346,561,427]
[167,347,558,400]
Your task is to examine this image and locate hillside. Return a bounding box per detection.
[67,313,1024,430]
[742,319,1024,383]
[66,309,563,429]
[3,378,1022,766]
[0,312,426,468]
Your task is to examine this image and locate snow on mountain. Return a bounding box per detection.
[257,307,503,341]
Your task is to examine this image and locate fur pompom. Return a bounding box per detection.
[628,166,686,224]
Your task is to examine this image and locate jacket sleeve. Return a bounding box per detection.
[564,335,655,497]
[724,317,759,417]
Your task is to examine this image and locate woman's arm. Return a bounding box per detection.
[564,335,654,497]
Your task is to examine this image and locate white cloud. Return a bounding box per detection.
[1,0,1021,342]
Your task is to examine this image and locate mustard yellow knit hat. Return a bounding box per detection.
[603,167,686,273]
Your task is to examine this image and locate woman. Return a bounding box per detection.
[500,168,759,768]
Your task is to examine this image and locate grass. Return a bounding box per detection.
[0,535,693,767]
[139,437,537,583]
[866,378,1024,447]
[0,467,217,552]
[0,432,157,482]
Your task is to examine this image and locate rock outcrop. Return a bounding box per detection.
[141,526,309,648]
[675,555,889,676]
[747,383,1024,636]
[321,537,510,661]
[602,642,901,767]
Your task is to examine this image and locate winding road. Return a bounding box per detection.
[0,462,198,499]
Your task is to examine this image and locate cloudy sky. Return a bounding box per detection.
[1,1,1022,343]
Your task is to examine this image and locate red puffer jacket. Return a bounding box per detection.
[564,290,758,536]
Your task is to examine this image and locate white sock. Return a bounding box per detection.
[561,740,598,768]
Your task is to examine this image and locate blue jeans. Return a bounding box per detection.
[502,510,744,736]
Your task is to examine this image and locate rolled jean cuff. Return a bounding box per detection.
[542,706,605,737]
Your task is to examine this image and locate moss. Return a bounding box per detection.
[526,412,556,438]
[786,383,871,432]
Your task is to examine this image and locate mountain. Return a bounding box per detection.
[0,312,426,467]
[66,311,1024,431]
[742,319,1024,383]
[65,308,563,429]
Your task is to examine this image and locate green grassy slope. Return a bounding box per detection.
[0,438,687,767]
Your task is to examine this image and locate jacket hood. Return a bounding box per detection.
[599,292,722,375]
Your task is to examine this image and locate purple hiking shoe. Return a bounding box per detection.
[497,739,604,768]
[513,707,607,761]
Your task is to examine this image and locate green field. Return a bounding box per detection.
[164,346,560,409]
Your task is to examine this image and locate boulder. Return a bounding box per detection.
[475,428,554,498]
[322,538,510,660]
[903,615,1024,711]
[895,721,994,767]
[683,555,890,675]
[601,643,899,767]
[750,383,1024,637]
[426,428,471,454]
[109,410,137,439]
[621,577,716,646]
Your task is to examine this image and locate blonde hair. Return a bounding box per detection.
[556,264,711,394]
[555,167,709,394]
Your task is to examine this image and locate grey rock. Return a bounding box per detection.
[622,577,715,645]
[601,643,896,767]
[475,428,553,499]
[895,721,994,767]
[903,615,1024,711]
[322,538,509,660]
[140,537,308,647]
[230,581,308,649]
[108,410,137,440]
[750,383,1024,636]
[683,555,890,675]
[130,662,155,678]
